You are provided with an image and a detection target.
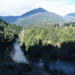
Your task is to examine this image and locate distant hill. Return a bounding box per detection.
[65,13,75,22]
[0,16,20,24]
[0,7,68,25]
[66,13,75,17]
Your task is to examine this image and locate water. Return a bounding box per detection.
[34,59,45,68]
[35,59,75,74]
[49,60,75,74]
[11,39,28,64]
[10,38,75,74]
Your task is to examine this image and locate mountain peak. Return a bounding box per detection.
[35,7,47,12]
[21,7,47,17]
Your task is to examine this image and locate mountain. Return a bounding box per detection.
[15,12,67,26]
[0,7,68,25]
[65,13,75,22]
[15,8,67,25]
[21,7,47,17]
[0,8,47,24]
[66,13,75,17]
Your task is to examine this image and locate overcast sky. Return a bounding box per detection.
[0,0,75,16]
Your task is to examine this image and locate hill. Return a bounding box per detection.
[15,8,67,26]
[0,18,9,28]
[65,13,75,22]
[66,13,75,17]
[15,12,67,26]
[0,16,20,24]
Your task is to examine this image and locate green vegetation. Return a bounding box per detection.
[0,18,22,58]
[0,17,75,74]
[19,22,75,62]
[0,18,22,41]
[0,8,75,75]
[19,24,75,50]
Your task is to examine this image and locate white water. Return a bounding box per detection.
[11,39,28,64]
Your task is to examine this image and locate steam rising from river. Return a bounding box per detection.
[11,39,28,64]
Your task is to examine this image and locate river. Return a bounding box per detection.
[11,39,75,74]
[11,39,28,63]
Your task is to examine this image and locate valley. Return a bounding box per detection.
[0,7,75,75]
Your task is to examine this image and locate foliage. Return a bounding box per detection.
[19,22,75,62]
[19,23,75,51]
[0,18,22,57]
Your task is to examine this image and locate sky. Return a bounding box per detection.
[0,0,75,16]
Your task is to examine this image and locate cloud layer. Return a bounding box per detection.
[0,0,75,16]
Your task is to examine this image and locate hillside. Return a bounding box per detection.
[65,13,75,22]
[0,18,8,25]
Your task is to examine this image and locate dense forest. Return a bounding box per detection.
[19,22,75,63]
